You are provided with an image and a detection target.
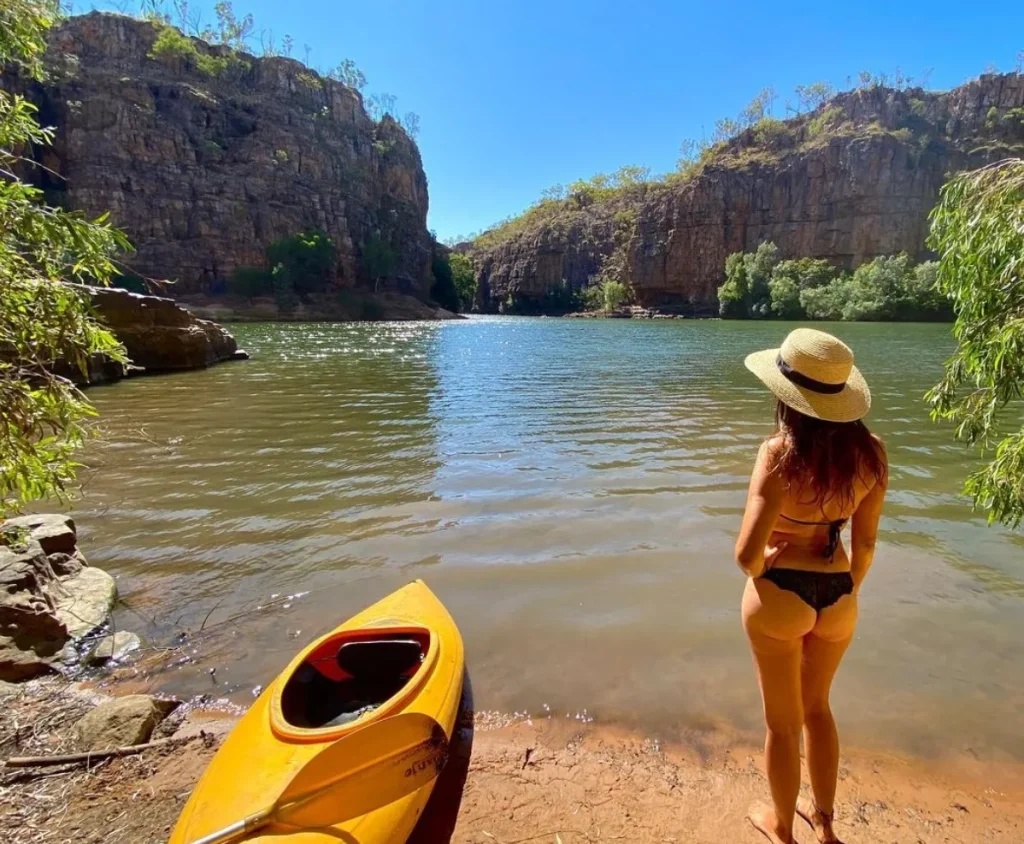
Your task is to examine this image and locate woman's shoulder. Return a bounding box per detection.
[869,433,889,463]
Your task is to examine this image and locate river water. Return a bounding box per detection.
[73,318,1024,761]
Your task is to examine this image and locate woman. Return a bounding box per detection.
[736,328,887,844]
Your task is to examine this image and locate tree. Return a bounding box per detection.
[743,241,780,317]
[794,81,835,112]
[449,253,477,312]
[430,253,459,312]
[265,229,336,296]
[362,233,397,292]
[603,280,630,311]
[328,58,366,91]
[718,252,749,318]
[212,1,252,49]
[926,159,1024,527]
[400,111,420,139]
[1,0,130,515]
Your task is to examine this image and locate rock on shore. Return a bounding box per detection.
[77,285,248,385]
[0,515,117,681]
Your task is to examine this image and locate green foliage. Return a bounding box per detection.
[327,58,366,91]
[719,242,781,318]
[270,263,297,312]
[362,233,398,292]
[751,117,791,149]
[794,81,836,112]
[449,253,477,312]
[768,258,833,317]
[1,0,130,515]
[718,253,749,318]
[296,71,323,89]
[718,241,950,323]
[148,20,249,76]
[430,253,460,312]
[798,255,950,321]
[602,280,630,311]
[266,229,336,296]
[925,159,1024,527]
[474,166,652,250]
[807,106,846,139]
[570,284,595,312]
[227,265,273,299]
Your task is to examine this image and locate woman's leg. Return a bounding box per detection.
[743,579,814,844]
[798,596,857,843]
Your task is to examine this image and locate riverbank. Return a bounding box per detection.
[2,680,1022,844]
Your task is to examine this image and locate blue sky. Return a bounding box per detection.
[92,1,1023,240]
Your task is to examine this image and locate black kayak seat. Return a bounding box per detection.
[280,637,426,729]
[336,638,424,680]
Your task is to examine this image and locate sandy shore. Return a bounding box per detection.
[2,681,1022,844]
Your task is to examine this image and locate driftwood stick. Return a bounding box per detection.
[3,733,199,768]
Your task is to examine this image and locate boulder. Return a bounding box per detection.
[46,550,88,578]
[0,516,117,680]
[0,635,61,681]
[0,543,65,640]
[53,567,117,639]
[3,514,77,555]
[74,695,181,750]
[88,286,239,373]
[86,630,141,665]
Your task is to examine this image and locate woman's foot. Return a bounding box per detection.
[747,803,796,844]
[796,797,842,844]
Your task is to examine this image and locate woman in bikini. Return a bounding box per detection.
[736,328,887,844]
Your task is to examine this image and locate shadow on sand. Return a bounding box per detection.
[407,670,475,844]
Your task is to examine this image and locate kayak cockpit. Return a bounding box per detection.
[278,630,430,730]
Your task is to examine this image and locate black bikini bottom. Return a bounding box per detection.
[761,568,854,612]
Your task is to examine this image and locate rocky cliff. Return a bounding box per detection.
[470,74,1024,313]
[7,12,433,297]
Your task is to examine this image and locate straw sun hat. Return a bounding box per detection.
[744,328,871,423]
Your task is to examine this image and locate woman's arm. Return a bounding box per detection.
[735,440,788,577]
[850,444,889,589]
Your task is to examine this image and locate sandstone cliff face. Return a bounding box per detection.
[470,74,1024,313]
[12,13,432,296]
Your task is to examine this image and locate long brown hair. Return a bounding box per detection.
[770,401,886,512]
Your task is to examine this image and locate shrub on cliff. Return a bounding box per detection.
[1,0,129,515]
[148,21,250,77]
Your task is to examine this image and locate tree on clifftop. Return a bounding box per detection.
[927,159,1024,528]
[1,1,129,517]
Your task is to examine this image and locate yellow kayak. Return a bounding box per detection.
[168,580,465,844]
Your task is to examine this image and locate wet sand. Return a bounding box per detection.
[3,684,1022,844]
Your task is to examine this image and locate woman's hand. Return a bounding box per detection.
[758,541,788,576]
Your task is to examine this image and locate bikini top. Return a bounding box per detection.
[778,513,848,562]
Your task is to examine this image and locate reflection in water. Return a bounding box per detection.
[72,318,1024,761]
